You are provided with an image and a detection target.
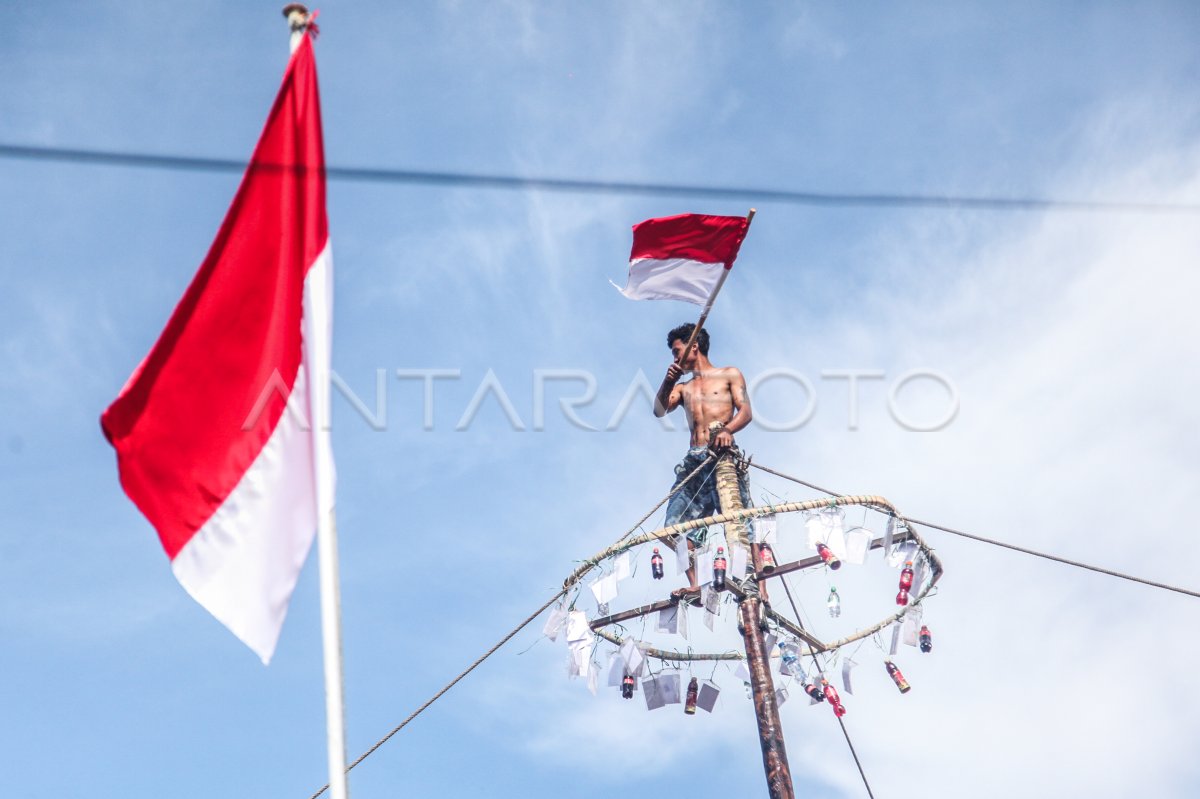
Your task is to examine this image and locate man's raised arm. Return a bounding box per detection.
[654,363,684,417]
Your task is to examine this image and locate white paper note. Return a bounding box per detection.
[756,515,778,544]
[589,574,619,606]
[543,605,567,641]
[734,661,751,682]
[659,672,682,705]
[678,604,689,640]
[697,681,720,713]
[776,687,789,707]
[912,556,928,594]
[675,535,690,575]
[805,515,825,551]
[620,637,646,677]
[643,673,682,710]
[566,648,580,678]
[643,677,666,711]
[696,550,715,586]
[657,605,679,635]
[889,622,901,656]
[842,658,857,695]
[826,525,847,560]
[844,527,871,565]
[703,587,720,631]
[566,610,590,643]
[730,545,749,580]
[883,516,895,553]
[607,652,624,687]
[614,552,632,581]
[902,605,924,648]
[587,666,599,695]
[888,540,918,569]
[570,638,594,679]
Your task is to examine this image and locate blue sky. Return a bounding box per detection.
[3,2,1200,797]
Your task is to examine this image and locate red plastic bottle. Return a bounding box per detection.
[885,660,912,694]
[713,546,727,590]
[650,548,664,580]
[896,561,914,605]
[684,677,699,715]
[621,673,635,699]
[919,625,932,653]
[759,543,777,573]
[821,678,846,717]
[816,542,842,571]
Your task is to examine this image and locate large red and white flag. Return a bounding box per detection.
[617,213,751,305]
[100,35,334,664]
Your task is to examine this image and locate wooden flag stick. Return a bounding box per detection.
[673,208,755,368]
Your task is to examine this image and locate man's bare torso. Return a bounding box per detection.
[678,367,743,447]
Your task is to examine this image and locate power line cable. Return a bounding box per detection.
[3,142,1199,214]
[748,462,1200,600]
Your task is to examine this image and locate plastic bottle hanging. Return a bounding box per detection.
[759,542,777,573]
[885,660,912,694]
[896,560,914,606]
[821,677,847,717]
[713,546,727,590]
[919,625,932,653]
[621,673,635,699]
[684,676,699,715]
[650,547,664,580]
[803,680,826,703]
[816,542,842,571]
[779,640,800,674]
[827,586,841,618]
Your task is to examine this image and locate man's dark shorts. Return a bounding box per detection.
[664,447,753,545]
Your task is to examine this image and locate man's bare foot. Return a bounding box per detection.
[670,586,702,605]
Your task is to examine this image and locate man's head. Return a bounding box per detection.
[667,323,710,366]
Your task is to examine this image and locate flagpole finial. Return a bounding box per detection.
[283,4,313,52]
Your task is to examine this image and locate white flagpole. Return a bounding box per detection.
[284,7,350,799]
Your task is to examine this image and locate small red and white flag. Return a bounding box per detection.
[616,213,751,305]
[101,35,334,664]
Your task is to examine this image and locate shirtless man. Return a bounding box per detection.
[654,323,760,599]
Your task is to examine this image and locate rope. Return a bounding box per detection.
[305,591,565,799]
[778,577,875,799]
[905,516,1200,599]
[748,462,1200,600]
[619,454,715,545]
[305,460,715,799]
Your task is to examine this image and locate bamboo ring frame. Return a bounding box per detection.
[563,495,944,662]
